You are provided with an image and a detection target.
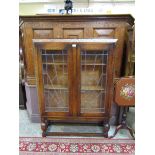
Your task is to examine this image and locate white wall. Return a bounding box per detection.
[19,1,135,16]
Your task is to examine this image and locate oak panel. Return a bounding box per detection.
[63,28,84,39]
[33,29,53,39]
[93,28,115,38]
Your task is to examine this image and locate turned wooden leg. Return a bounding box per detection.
[127,127,135,139]
[41,118,48,137]
[109,125,123,139]
[109,107,135,139]
[103,120,110,138]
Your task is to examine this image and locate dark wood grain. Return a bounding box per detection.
[19,14,134,26]
[20,14,135,137]
[46,132,105,137]
[76,46,81,116]
[33,39,116,137]
[20,15,134,85]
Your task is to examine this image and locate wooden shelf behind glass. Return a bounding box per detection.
[42,62,67,65]
[81,63,106,66]
[81,86,105,91]
[44,85,104,91]
[42,62,106,66]
[44,85,68,90]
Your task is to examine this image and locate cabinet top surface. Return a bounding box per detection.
[33,38,118,44]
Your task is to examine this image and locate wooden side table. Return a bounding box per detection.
[110,77,135,139]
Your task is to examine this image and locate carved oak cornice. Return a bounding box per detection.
[19,14,135,26]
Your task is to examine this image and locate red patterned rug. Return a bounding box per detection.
[19,137,135,155]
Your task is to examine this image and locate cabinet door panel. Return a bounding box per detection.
[34,39,116,118]
[41,50,70,114]
[80,50,108,115]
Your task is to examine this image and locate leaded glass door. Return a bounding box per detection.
[34,42,77,117]
[42,49,69,114]
[33,39,116,118]
[76,43,115,117]
[80,50,107,114]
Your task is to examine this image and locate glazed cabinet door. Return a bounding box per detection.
[34,43,76,117]
[42,50,69,115]
[33,39,116,119]
[76,43,115,117]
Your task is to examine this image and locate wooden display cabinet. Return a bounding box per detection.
[33,39,117,137]
[19,14,134,125]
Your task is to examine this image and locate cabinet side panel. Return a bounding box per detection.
[33,45,45,115]
[24,26,34,78]
[114,27,126,77]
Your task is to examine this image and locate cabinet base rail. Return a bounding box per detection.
[41,120,110,138]
[45,132,107,137]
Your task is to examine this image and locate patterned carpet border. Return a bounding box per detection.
[19,137,135,155]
